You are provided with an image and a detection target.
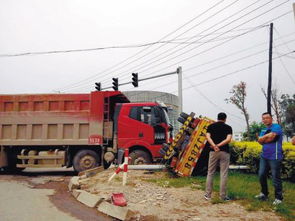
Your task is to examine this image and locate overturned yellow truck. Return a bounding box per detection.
[160,112,213,176]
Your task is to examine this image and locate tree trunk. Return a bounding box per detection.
[243,111,250,140]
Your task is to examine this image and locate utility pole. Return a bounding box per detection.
[177,67,183,113]
[267,23,273,114]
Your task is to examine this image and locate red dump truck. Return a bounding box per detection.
[0,91,171,172]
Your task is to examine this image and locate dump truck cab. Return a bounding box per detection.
[114,102,171,164]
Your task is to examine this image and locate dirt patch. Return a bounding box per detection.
[80,169,283,221]
[34,177,112,221]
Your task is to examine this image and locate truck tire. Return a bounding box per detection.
[129,150,151,165]
[73,150,101,172]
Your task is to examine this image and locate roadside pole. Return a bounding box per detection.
[267,23,273,114]
[177,66,183,113]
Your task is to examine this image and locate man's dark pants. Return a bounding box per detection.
[258,156,283,200]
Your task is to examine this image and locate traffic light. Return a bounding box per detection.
[95,82,101,91]
[112,78,118,91]
[132,73,138,87]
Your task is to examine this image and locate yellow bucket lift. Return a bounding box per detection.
[160,112,213,177]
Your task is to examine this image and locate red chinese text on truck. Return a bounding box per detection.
[0,91,171,172]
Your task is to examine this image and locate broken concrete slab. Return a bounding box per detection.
[77,190,104,208]
[68,176,80,191]
[78,177,91,184]
[78,166,104,178]
[72,189,83,199]
[97,201,132,221]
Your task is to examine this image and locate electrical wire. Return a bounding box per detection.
[136,0,290,76]
[68,35,295,93]
[107,0,243,82]
[117,0,266,79]
[60,2,292,92]
[183,78,247,127]
[274,46,295,85]
[0,29,255,57]
[61,0,268,92]
[184,50,294,89]
[99,0,288,88]
[127,50,294,101]
[52,0,227,91]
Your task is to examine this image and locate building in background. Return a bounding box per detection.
[123,91,180,134]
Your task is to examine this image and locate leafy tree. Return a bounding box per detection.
[279,94,295,139]
[226,81,250,139]
[261,87,282,124]
[242,121,266,141]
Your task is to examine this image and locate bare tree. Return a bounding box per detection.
[226,81,250,139]
[261,87,282,124]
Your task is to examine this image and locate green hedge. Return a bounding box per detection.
[230,141,295,182]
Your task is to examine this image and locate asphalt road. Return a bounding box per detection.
[0,168,112,221]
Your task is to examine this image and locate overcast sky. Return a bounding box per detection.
[0,0,294,133]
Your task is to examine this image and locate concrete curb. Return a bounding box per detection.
[68,167,134,220]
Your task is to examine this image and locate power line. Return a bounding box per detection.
[273,27,293,52]
[59,0,240,92]
[185,37,295,72]
[188,39,295,73]
[53,0,226,92]
[137,0,289,76]
[76,8,293,93]
[109,0,242,82]
[105,1,286,90]
[0,29,255,57]
[61,3,292,93]
[183,78,246,127]
[61,0,266,92]
[68,35,295,93]
[184,79,244,119]
[137,8,292,80]
[127,50,294,101]
[117,0,266,78]
[274,46,295,85]
[128,41,294,98]
[184,50,294,89]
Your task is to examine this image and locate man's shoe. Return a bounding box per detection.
[273,199,282,205]
[204,193,211,200]
[255,193,268,201]
[221,196,231,201]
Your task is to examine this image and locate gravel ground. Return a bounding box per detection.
[80,169,283,221]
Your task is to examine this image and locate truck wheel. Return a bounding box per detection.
[129,150,151,165]
[103,160,111,169]
[73,150,101,172]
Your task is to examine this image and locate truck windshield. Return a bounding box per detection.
[162,108,170,125]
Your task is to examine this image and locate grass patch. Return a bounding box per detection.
[146,171,295,221]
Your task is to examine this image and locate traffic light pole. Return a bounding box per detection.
[101,68,180,90]
[101,67,183,111]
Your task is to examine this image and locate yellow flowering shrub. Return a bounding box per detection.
[230,141,295,181]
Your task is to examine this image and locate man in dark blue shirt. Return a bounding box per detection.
[256,112,283,205]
